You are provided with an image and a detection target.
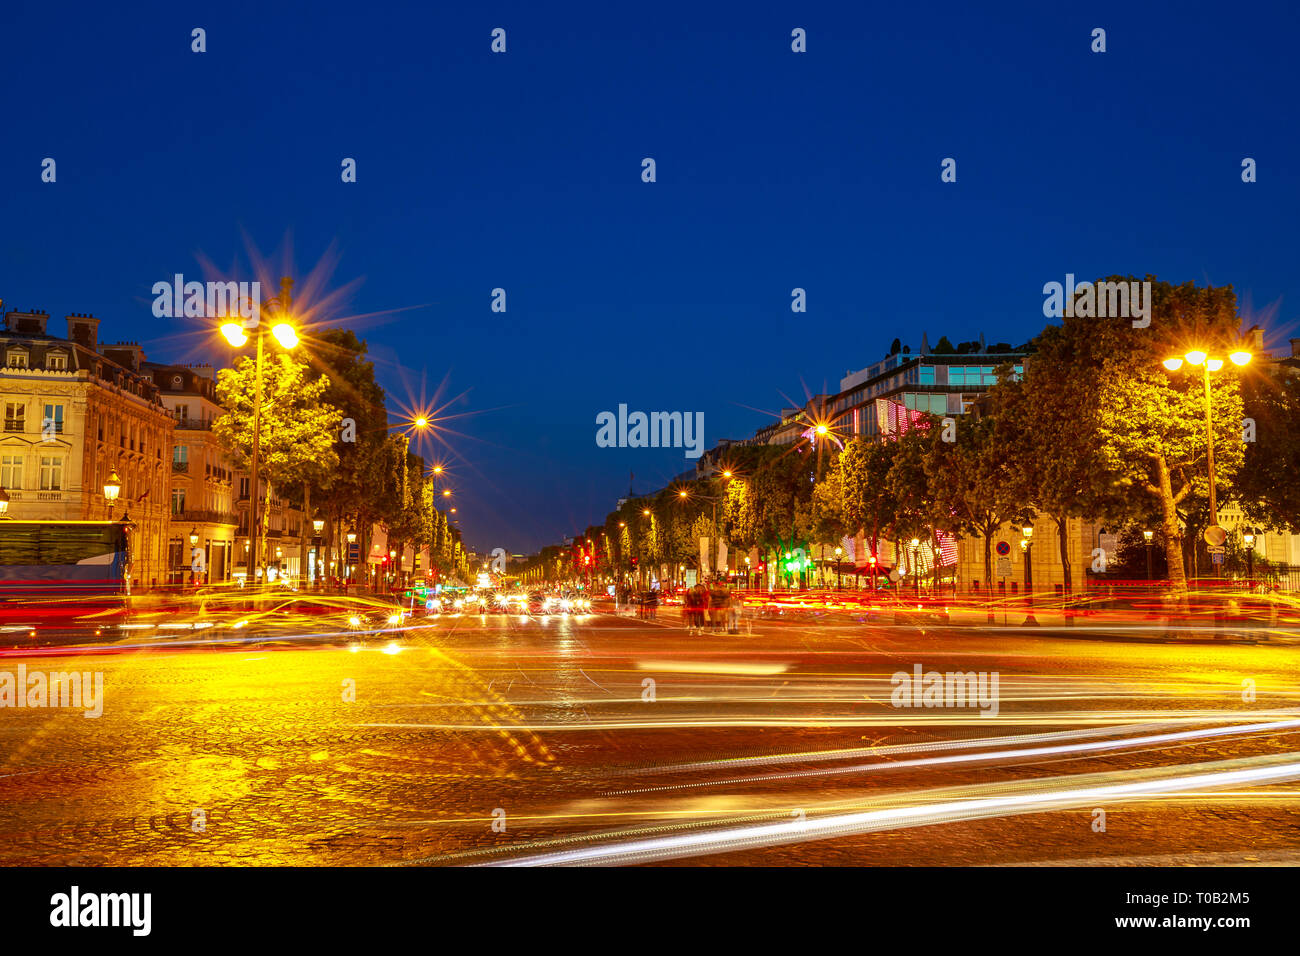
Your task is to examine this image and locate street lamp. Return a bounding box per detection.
[909,538,921,597]
[834,546,843,590]
[1021,524,1038,625]
[219,276,300,587]
[1244,530,1256,583]
[1161,348,1252,562]
[103,469,122,519]
[1143,529,1154,582]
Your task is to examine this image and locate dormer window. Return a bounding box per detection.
[46,351,68,371]
[6,349,28,368]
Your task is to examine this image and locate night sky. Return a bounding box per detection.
[2,0,1297,553]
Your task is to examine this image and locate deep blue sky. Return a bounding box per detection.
[2,1,1298,553]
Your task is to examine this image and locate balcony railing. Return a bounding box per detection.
[174,418,212,430]
[172,460,190,473]
[173,509,238,526]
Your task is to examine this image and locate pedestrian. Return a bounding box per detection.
[728,587,742,634]
[687,579,708,633]
[708,576,729,632]
[646,586,659,620]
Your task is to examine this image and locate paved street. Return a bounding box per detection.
[2,608,1299,866]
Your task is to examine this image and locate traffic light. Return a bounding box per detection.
[583,554,591,566]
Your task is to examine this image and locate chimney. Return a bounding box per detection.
[102,341,146,372]
[66,313,100,351]
[5,310,48,335]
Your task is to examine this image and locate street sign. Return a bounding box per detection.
[887,569,901,583]
[1204,525,1228,546]
[1207,545,1226,554]
[1211,552,1224,565]
[996,557,1012,577]
[995,541,1010,556]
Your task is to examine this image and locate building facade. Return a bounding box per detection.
[0,310,174,585]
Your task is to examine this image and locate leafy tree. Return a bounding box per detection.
[1237,366,1300,532]
[1088,279,1246,590]
[214,353,342,581]
[925,412,1029,591]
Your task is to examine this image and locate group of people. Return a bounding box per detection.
[684,576,742,634]
[615,578,743,632]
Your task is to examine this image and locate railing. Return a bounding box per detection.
[173,509,238,526]
[171,460,189,473]
[174,418,212,430]
[1,490,64,500]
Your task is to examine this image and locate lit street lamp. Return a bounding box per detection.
[1022,524,1038,626]
[1161,347,1251,573]
[834,546,843,590]
[1244,530,1256,583]
[909,538,920,597]
[1143,529,1154,582]
[219,276,300,586]
[103,469,122,519]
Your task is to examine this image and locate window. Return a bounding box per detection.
[3,403,25,432]
[42,404,64,435]
[175,404,189,421]
[6,350,28,368]
[39,456,63,491]
[46,352,67,370]
[171,488,186,515]
[918,365,935,386]
[0,455,22,489]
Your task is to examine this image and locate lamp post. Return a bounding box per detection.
[1244,530,1255,584]
[909,538,921,597]
[103,470,122,520]
[310,518,325,590]
[220,276,300,587]
[346,528,357,588]
[1021,524,1038,626]
[1162,348,1252,573]
[1143,529,1154,583]
[834,546,843,590]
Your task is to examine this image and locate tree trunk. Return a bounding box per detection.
[1156,457,1187,594]
[298,482,311,590]
[259,480,273,585]
[1055,513,1072,593]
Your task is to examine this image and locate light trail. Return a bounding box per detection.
[482,752,1300,866]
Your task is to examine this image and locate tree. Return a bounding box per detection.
[990,342,1127,593]
[925,412,1028,592]
[1073,278,1246,589]
[214,353,342,581]
[1237,366,1300,532]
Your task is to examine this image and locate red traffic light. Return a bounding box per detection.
[583,555,591,565]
